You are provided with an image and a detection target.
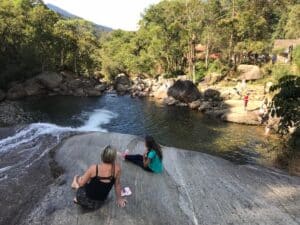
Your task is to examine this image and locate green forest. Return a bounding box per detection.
[1,0,300,89]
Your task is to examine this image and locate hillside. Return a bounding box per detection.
[46,3,113,32]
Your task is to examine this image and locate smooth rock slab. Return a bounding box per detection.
[24,132,300,225]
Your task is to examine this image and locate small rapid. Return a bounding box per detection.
[0,108,117,180]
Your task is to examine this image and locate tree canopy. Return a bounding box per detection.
[0,0,299,87]
[0,0,103,88]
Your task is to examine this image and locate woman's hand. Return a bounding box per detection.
[117,198,127,208]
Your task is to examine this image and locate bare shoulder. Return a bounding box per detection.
[87,164,97,175]
[114,163,121,175]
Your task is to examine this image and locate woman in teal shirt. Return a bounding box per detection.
[122,135,163,173]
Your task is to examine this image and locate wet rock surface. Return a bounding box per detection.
[11,132,300,225]
[0,101,32,126]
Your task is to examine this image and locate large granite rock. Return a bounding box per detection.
[114,74,131,93]
[0,101,31,126]
[37,71,63,89]
[221,111,261,125]
[24,78,45,96]
[167,80,201,103]
[6,84,27,100]
[238,65,262,81]
[153,85,169,99]
[15,132,300,225]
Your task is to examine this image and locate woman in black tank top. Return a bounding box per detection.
[71,146,127,209]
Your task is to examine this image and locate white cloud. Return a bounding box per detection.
[43,0,161,31]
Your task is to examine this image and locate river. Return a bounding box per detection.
[0,93,281,178]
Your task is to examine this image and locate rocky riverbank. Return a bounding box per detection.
[128,74,275,127]
[2,132,299,225]
[0,71,107,101]
[0,70,275,128]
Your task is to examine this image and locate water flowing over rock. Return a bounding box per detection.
[167,80,201,103]
[8,132,299,225]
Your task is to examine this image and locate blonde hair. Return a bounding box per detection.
[101,145,117,164]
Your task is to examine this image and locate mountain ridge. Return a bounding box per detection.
[46,3,113,32]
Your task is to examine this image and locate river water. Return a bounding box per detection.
[0,94,282,181]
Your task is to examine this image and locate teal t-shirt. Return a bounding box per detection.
[147,150,163,173]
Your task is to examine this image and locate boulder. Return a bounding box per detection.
[67,79,82,90]
[203,88,222,101]
[24,78,45,96]
[176,102,188,107]
[73,88,85,96]
[0,101,30,126]
[264,81,273,94]
[188,100,201,110]
[167,80,201,103]
[205,109,228,118]
[115,73,131,86]
[198,101,212,112]
[237,65,262,81]
[163,96,178,105]
[153,85,168,99]
[94,84,107,92]
[8,132,300,225]
[7,84,27,100]
[0,89,6,102]
[221,111,261,125]
[37,71,63,89]
[85,89,102,96]
[114,74,131,93]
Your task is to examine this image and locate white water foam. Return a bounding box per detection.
[77,109,117,132]
[0,108,117,176]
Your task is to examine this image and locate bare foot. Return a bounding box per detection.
[71,175,79,189]
[73,197,78,204]
[117,149,129,160]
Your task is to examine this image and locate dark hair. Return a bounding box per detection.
[145,135,163,160]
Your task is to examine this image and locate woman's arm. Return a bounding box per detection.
[114,166,127,207]
[143,153,150,167]
[77,165,94,187]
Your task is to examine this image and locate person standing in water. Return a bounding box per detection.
[71,145,127,209]
[121,135,163,173]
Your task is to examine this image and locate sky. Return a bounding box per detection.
[43,0,161,31]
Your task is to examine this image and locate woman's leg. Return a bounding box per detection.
[125,154,144,169]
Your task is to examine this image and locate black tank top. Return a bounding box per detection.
[85,164,116,201]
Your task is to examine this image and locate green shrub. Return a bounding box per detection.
[271,64,293,81]
[195,61,206,82]
[293,46,300,72]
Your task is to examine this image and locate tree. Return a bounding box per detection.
[29,5,59,71]
[284,4,300,39]
[270,75,300,134]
